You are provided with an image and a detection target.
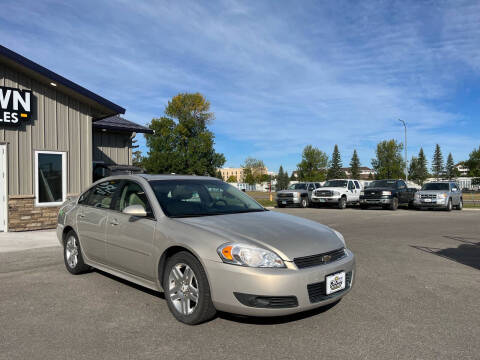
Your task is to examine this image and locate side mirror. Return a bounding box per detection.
[122,204,147,217]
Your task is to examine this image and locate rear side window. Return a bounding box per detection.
[354,181,360,189]
[80,181,120,209]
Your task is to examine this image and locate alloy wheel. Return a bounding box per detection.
[65,236,79,269]
[168,263,199,315]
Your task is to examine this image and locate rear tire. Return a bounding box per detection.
[389,197,399,210]
[63,231,90,275]
[163,251,216,325]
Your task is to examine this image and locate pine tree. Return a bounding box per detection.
[431,144,444,179]
[445,153,456,179]
[277,165,287,191]
[408,156,420,183]
[417,148,429,184]
[327,145,346,179]
[349,150,361,179]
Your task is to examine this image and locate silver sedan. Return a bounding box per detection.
[57,175,355,324]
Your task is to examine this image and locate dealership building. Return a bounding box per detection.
[0,45,152,231]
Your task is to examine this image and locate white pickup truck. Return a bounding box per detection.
[310,179,363,209]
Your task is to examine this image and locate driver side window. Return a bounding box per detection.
[348,181,355,190]
[308,184,315,191]
[116,181,153,218]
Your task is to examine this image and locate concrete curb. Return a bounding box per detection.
[0,230,59,253]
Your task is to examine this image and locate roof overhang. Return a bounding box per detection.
[0,45,125,119]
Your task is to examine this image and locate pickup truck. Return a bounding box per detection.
[276,182,322,208]
[359,179,416,210]
[310,179,362,209]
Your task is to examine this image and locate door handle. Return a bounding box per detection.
[110,219,119,226]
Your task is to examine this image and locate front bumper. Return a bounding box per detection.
[205,249,355,316]
[360,197,392,205]
[414,199,447,208]
[276,197,302,206]
[311,196,340,204]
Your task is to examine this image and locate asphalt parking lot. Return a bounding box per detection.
[1,208,479,360]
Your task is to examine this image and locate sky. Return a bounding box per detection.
[1,0,479,174]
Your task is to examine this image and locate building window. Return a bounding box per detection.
[35,151,67,206]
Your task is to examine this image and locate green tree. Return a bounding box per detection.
[242,157,266,184]
[142,93,226,176]
[466,146,480,177]
[327,145,346,179]
[215,170,223,180]
[244,168,256,185]
[349,149,361,179]
[408,148,429,185]
[132,149,143,167]
[445,153,458,179]
[226,175,237,182]
[371,139,405,179]
[277,165,290,190]
[297,145,328,181]
[431,144,444,179]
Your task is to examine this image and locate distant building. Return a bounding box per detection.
[455,163,469,176]
[218,166,268,182]
[341,167,375,180]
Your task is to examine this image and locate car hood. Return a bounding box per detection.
[173,211,343,261]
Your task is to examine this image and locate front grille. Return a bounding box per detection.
[363,190,381,198]
[420,194,436,199]
[294,248,346,269]
[233,293,298,308]
[316,190,333,197]
[277,193,293,198]
[307,271,353,303]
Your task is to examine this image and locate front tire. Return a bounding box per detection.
[446,199,452,212]
[63,231,90,275]
[456,199,463,210]
[163,251,216,325]
[301,197,309,208]
[338,197,347,209]
[389,197,399,210]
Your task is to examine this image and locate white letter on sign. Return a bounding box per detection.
[0,89,11,109]
[13,91,30,112]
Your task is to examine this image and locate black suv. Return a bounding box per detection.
[360,179,416,210]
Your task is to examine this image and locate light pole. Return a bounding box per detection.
[398,119,407,182]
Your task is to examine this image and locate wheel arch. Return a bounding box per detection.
[62,226,75,245]
[157,245,206,289]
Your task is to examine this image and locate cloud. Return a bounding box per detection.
[1,0,479,170]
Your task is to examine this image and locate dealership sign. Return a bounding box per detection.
[0,86,32,124]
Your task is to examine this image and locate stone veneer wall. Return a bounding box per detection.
[8,196,60,231]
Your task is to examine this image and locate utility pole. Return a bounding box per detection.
[398,119,407,182]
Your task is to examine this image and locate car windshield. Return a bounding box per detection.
[323,180,347,188]
[367,180,397,189]
[288,183,307,190]
[422,183,450,191]
[149,179,265,218]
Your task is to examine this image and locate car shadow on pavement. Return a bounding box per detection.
[218,300,340,325]
[410,236,480,271]
[93,269,165,299]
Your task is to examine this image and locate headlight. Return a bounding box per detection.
[360,191,364,196]
[293,192,300,198]
[381,191,392,196]
[333,230,346,247]
[437,193,447,199]
[217,243,285,268]
[333,191,340,196]
[414,193,421,199]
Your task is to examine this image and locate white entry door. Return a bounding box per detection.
[0,145,7,232]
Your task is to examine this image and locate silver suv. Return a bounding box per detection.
[413,181,463,211]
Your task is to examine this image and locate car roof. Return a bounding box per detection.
[96,174,222,183]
